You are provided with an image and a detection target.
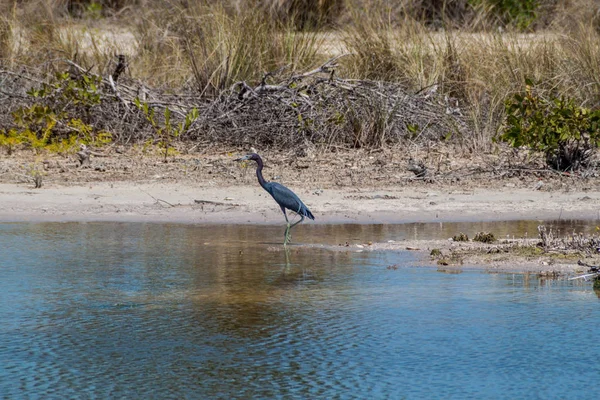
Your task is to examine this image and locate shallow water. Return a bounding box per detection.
[1,221,600,399]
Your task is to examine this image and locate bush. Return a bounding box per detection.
[472,0,539,30]
[499,83,600,171]
[0,71,112,155]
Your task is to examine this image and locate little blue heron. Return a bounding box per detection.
[235,153,314,245]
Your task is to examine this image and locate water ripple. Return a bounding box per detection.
[2,222,600,398]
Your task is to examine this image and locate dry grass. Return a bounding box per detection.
[2,0,600,151]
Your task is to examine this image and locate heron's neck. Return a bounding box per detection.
[255,157,268,189]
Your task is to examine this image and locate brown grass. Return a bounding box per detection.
[3,0,600,151]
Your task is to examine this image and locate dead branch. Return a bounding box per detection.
[0,57,471,152]
[111,55,128,83]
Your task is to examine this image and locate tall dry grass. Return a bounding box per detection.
[339,0,600,149]
[133,2,324,91]
[3,0,600,150]
[2,1,325,89]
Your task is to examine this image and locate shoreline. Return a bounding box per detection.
[1,181,599,224]
[2,179,599,276]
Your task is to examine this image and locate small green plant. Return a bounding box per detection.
[85,1,103,19]
[499,83,600,171]
[27,163,43,188]
[134,99,199,162]
[430,248,443,258]
[27,71,102,107]
[470,0,538,30]
[474,232,496,243]
[453,232,469,242]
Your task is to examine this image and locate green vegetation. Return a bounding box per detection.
[134,99,198,162]
[430,248,443,257]
[453,233,469,242]
[471,0,539,30]
[474,232,496,243]
[27,163,43,188]
[0,71,112,155]
[500,83,600,171]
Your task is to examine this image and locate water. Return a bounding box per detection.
[1,221,600,399]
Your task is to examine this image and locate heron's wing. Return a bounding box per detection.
[267,182,306,215]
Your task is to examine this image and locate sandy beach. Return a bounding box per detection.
[0,180,598,224]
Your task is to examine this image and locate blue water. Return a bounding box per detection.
[1,222,599,399]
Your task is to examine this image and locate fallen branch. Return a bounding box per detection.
[139,188,176,207]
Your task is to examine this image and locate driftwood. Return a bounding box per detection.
[76,144,111,167]
[569,261,600,282]
[407,158,428,177]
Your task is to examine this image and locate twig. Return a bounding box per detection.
[108,75,131,111]
[290,54,349,81]
[139,188,176,207]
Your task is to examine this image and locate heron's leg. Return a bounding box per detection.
[284,226,293,245]
[289,214,305,229]
[281,206,291,246]
[284,245,291,267]
[283,214,304,245]
[281,206,289,224]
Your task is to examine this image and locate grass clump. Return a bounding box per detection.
[452,232,469,242]
[430,248,443,257]
[133,2,324,91]
[474,232,496,243]
[538,225,600,255]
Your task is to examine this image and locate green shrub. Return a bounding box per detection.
[453,232,469,242]
[470,0,538,30]
[0,71,111,155]
[499,83,600,171]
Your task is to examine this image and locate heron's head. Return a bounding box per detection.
[234,153,260,162]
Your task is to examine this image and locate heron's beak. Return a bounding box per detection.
[234,155,251,162]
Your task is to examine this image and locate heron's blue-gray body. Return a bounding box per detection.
[236,152,314,245]
[263,181,315,220]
